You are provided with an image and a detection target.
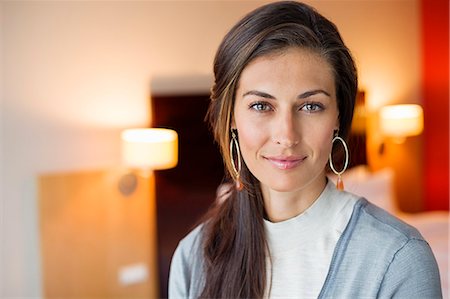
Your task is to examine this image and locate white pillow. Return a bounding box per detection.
[329,166,396,213]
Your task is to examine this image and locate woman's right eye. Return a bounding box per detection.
[249,101,272,112]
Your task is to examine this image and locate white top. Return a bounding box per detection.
[264,180,358,298]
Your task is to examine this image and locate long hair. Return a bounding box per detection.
[202,2,358,298]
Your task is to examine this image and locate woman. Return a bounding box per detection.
[169,2,442,298]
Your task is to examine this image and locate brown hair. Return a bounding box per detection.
[202,1,357,297]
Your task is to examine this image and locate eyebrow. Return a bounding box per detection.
[242,89,331,99]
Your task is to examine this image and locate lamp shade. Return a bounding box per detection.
[121,128,178,170]
[380,104,424,138]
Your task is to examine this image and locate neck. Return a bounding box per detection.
[262,175,327,223]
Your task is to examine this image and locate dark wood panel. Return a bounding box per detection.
[151,94,224,298]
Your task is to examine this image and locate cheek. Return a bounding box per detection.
[305,124,335,157]
[320,134,334,158]
[235,118,269,163]
[237,123,264,154]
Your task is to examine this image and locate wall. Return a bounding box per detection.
[0,1,3,295]
[422,0,449,211]
[0,1,421,297]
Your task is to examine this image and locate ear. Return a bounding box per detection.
[333,124,339,136]
[334,116,340,134]
[230,114,236,130]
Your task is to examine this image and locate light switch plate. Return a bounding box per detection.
[118,263,149,286]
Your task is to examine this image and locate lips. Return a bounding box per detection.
[264,155,307,170]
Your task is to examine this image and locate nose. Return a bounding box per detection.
[272,111,299,147]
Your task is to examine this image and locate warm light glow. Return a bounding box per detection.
[380,104,424,138]
[121,128,178,170]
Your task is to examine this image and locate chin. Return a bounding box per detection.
[264,180,307,193]
[262,173,325,193]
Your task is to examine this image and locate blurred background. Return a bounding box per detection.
[0,0,448,298]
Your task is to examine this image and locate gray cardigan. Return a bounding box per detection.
[168,198,442,298]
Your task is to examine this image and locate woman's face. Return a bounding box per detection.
[233,47,338,195]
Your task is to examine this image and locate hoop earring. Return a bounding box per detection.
[329,135,349,191]
[230,129,243,190]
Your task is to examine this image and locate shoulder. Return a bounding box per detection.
[178,224,204,253]
[342,198,438,275]
[171,224,205,273]
[168,225,205,299]
[354,200,445,297]
[353,199,441,296]
[354,198,424,241]
[323,198,442,298]
[334,197,430,273]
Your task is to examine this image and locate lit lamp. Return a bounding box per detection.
[119,128,178,195]
[380,104,424,143]
[121,128,178,169]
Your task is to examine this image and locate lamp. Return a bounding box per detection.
[119,128,178,195]
[380,104,424,143]
[121,128,178,169]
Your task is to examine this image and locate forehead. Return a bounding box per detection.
[236,47,335,94]
[245,47,332,74]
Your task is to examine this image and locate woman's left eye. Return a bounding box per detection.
[300,103,324,112]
